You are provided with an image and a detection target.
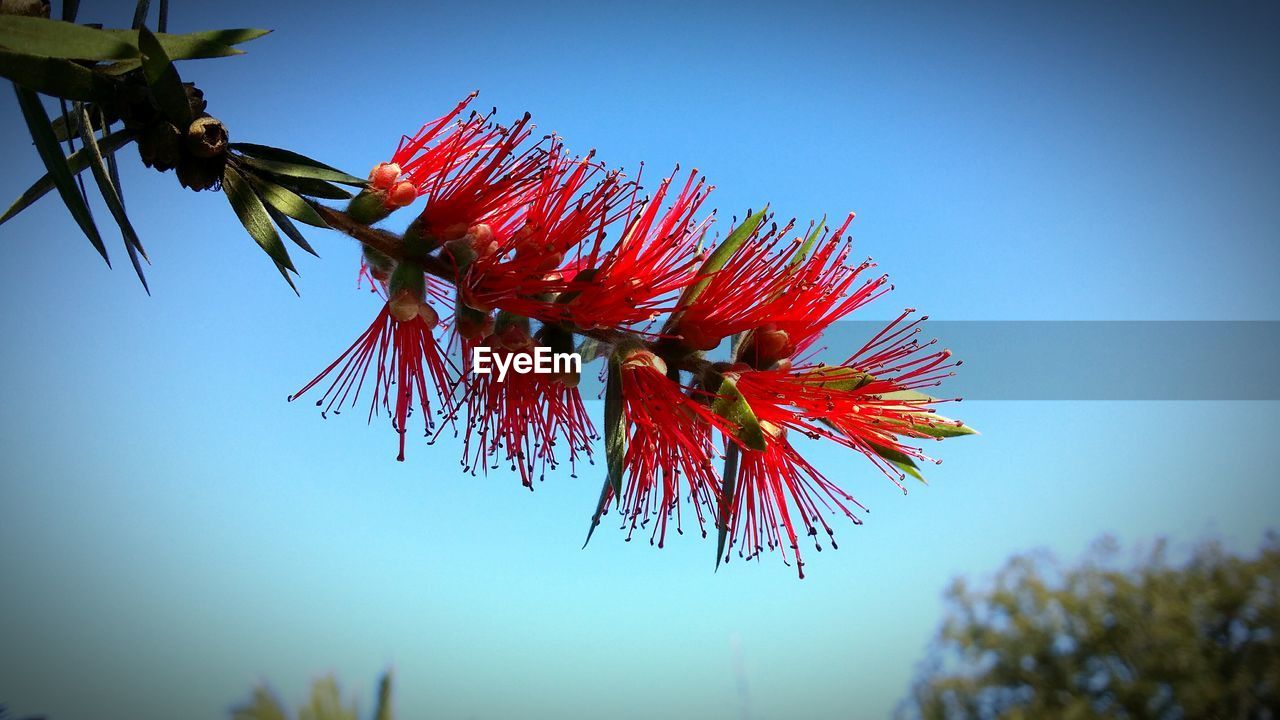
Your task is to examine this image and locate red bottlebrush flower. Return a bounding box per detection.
[718,311,961,577]
[290,278,456,462]
[725,429,866,579]
[457,143,632,318]
[673,213,890,357]
[449,332,596,488]
[602,350,736,547]
[406,111,545,245]
[563,168,715,331]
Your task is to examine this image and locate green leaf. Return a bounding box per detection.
[0,49,116,100]
[231,143,366,186]
[100,27,268,60]
[877,388,937,403]
[790,214,826,267]
[796,366,875,391]
[604,351,626,503]
[248,175,329,229]
[868,441,925,483]
[716,442,740,570]
[258,172,354,200]
[672,205,768,315]
[0,16,268,63]
[710,372,767,451]
[897,413,978,439]
[76,104,149,287]
[0,126,132,226]
[51,103,103,142]
[0,15,135,60]
[101,113,149,293]
[137,25,192,127]
[12,83,108,263]
[131,0,151,29]
[262,200,320,258]
[222,163,296,274]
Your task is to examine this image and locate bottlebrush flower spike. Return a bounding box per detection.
[290,263,456,462]
[674,214,889,357]
[458,143,632,318]
[715,311,962,577]
[596,350,737,546]
[564,168,715,331]
[449,322,596,487]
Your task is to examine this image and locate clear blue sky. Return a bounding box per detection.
[1,1,1278,718]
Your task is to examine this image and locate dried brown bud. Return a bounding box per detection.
[137,122,183,172]
[0,0,50,17]
[175,155,224,191]
[185,116,228,159]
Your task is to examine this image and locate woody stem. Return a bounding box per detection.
[314,204,713,378]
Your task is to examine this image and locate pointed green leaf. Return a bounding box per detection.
[258,172,354,200]
[877,388,937,403]
[247,175,329,229]
[157,0,169,32]
[790,214,826,267]
[0,126,132,226]
[581,474,612,549]
[604,350,626,503]
[897,413,978,439]
[0,49,116,100]
[710,372,767,451]
[223,163,296,274]
[263,200,319,258]
[868,441,925,483]
[99,27,268,60]
[12,83,108,263]
[716,442,740,570]
[131,0,151,29]
[673,205,768,313]
[0,15,135,59]
[51,103,104,142]
[76,104,149,285]
[231,143,365,186]
[796,366,875,391]
[101,114,149,293]
[137,25,192,127]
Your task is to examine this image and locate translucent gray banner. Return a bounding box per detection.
[450,321,1280,401]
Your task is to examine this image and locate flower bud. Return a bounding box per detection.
[387,181,417,208]
[675,322,721,352]
[417,302,440,330]
[739,325,793,368]
[388,290,420,323]
[368,162,401,190]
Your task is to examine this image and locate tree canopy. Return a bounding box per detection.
[901,534,1280,719]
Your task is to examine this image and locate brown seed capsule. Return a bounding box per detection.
[175,155,224,192]
[186,116,228,159]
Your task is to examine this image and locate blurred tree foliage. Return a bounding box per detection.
[233,671,393,720]
[900,534,1280,719]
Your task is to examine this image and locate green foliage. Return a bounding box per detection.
[232,672,392,720]
[900,534,1280,719]
[0,5,352,289]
